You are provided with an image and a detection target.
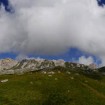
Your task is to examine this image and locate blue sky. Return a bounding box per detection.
[0,49,102,65]
[0,0,105,66]
[98,0,105,6]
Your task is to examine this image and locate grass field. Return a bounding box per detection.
[0,70,105,105]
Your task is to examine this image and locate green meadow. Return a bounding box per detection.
[0,69,105,105]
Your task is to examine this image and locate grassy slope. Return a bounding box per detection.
[0,70,105,105]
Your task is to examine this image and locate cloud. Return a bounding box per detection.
[15,54,28,61]
[77,56,94,65]
[15,53,45,62]
[1,0,105,65]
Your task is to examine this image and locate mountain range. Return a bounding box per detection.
[0,58,100,75]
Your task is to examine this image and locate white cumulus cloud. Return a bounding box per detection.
[77,56,94,65]
[0,0,105,65]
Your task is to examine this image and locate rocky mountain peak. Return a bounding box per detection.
[0,58,18,70]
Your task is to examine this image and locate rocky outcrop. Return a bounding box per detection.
[0,58,18,70]
[89,63,97,70]
[53,59,65,67]
[13,59,56,70]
